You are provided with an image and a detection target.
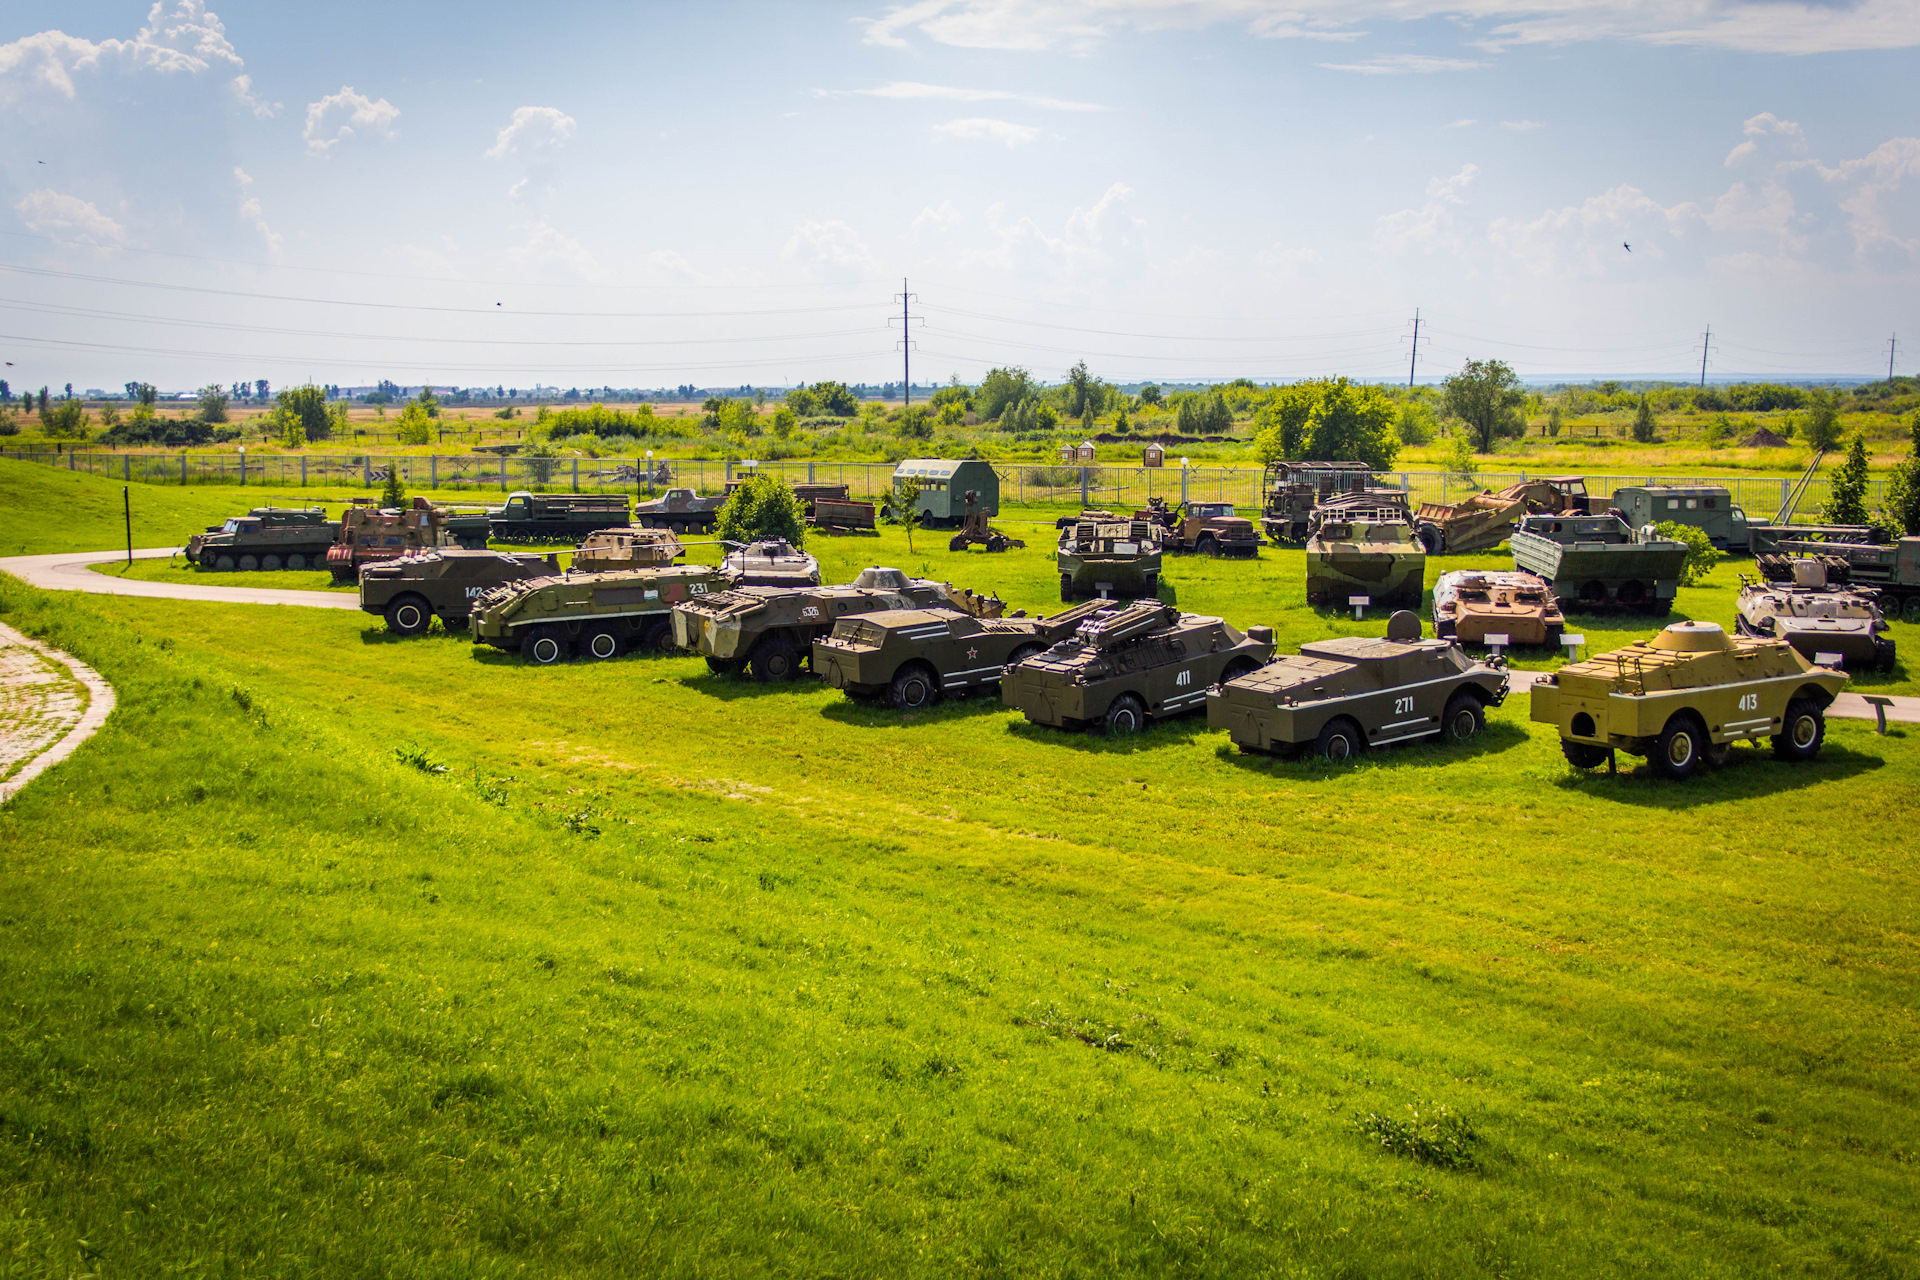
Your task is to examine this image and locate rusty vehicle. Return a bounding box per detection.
[1412,477,1593,555]
[632,487,726,534]
[1001,600,1274,734]
[1530,619,1848,779]
[470,563,733,663]
[812,497,877,532]
[326,498,462,583]
[813,598,1121,710]
[720,538,821,587]
[187,506,338,571]
[1260,461,1373,544]
[1304,502,1425,611]
[1208,610,1508,761]
[358,548,558,634]
[1510,512,1689,615]
[1431,569,1565,646]
[948,491,1026,553]
[484,491,631,543]
[570,526,685,571]
[672,568,1003,681]
[1142,498,1260,557]
[1057,515,1164,602]
[1054,508,1125,530]
[1735,558,1894,672]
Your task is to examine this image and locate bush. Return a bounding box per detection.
[1396,404,1434,446]
[1803,389,1843,452]
[197,384,229,423]
[278,385,332,442]
[1655,521,1720,587]
[716,474,806,547]
[1823,433,1871,525]
[1881,414,1920,536]
[1352,1106,1478,1171]
[41,398,90,439]
[394,400,433,446]
[1630,395,1658,443]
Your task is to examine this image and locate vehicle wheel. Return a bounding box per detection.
[1005,643,1045,670]
[1060,573,1075,603]
[640,619,674,653]
[286,554,307,571]
[1561,740,1609,769]
[524,625,570,665]
[705,655,742,676]
[260,555,282,571]
[440,614,470,632]
[1417,525,1442,555]
[889,663,941,711]
[1877,639,1897,673]
[749,636,801,682]
[1315,717,1365,762]
[1196,535,1218,557]
[238,555,258,571]
[1220,657,1260,684]
[1772,698,1825,762]
[1642,598,1673,617]
[580,625,624,661]
[384,595,431,636]
[1651,712,1706,780]
[948,534,968,552]
[1103,693,1147,735]
[1904,596,1920,624]
[1542,625,1563,650]
[1442,692,1485,743]
[214,554,236,571]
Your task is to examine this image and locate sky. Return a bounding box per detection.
[0,0,1916,395]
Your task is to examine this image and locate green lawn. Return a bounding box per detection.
[2,459,1918,1278]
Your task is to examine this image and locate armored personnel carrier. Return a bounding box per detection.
[570,526,684,572]
[1142,498,1260,557]
[1431,569,1565,646]
[632,487,726,533]
[1304,504,1425,610]
[720,538,821,587]
[359,549,558,635]
[1530,619,1848,779]
[1735,559,1894,672]
[1749,529,1920,621]
[673,568,1002,681]
[326,499,462,583]
[484,491,630,543]
[1001,600,1273,734]
[813,597,1121,710]
[187,507,337,571]
[1208,610,1508,760]
[1260,461,1373,544]
[471,563,733,663]
[1510,512,1689,614]
[1057,516,1164,602]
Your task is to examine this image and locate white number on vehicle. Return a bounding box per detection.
[1176,670,1192,686]
[1395,696,1415,714]
[802,606,820,619]
[689,582,708,594]
[1738,693,1758,711]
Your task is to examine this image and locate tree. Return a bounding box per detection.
[1655,522,1720,587]
[1396,403,1434,446]
[1802,388,1843,452]
[198,384,229,423]
[1252,379,1399,470]
[1630,394,1658,443]
[277,384,332,442]
[394,399,433,446]
[1063,361,1099,419]
[1824,432,1871,525]
[254,379,270,402]
[0,378,8,401]
[770,406,798,440]
[379,462,406,508]
[715,474,806,549]
[897,405,933,440]
[1880,413,1920,537]
[976,367,1037,421]
[521,436,561,485]
[1138,384,1162,407]
[807,381,858,417]
[1441,360,1525,452]
[41,398,89,439]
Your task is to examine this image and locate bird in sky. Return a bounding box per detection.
[1623,242,1632,252]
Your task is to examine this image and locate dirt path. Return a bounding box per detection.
[0,547,358,610]
[0,621,116,805]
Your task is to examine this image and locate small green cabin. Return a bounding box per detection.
[892,458,1000,526]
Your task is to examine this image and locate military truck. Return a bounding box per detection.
[471,564,733,663]
[187,507,338,571]
[358,549,558,634]
[1735,559,1894,671]
[1208,610,1508,760]
[1002,600,1273,734]
[720,538,821,587]
[1304,506,1425,610]
[1142,498,1260,557]
[632,487,726,533]
[484,491,631,542]
[1531,619,1848,779]
[1412,477,1591,555]
[326,499,461,583]
[1510,512,1689,614]
[673,568,1003,681]
[1610,485,1749,552]
[570,526,684,572]
[1260,461,1373,544]
[813,598,1121,710]
[1747,528,1920,621]
[1057,516,1165,602]
[1431,569,1565,646]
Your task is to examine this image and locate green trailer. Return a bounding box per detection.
[892,458,1000,527]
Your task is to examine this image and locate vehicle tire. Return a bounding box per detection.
[1651,712,1706,780]
[260,555,282,571]
[1005,643,1045,670]
[1442,692,1484,743]
[384,595,431,636]
[1418,525,1442,555]
[1220,657,1261,684]
[1642,598,1673,618]
[1315,717,1365,762]
[524,625,570,665]
[640,619,674,653]
[1772,698,1825,762]
[1561,739,1609,769]
[1196,534,1218,557]
[238,554,259,571]
[214,554,236,571]
[749,636,802,682]
[440,614,470,632]
[1103,693,1147,735]
[1877,639,1897,673]
[948,534,968,552]
[1904,595,1920,624]
[1060,573,1076,603]
[286,554,307,571]
[705,655,742,676]
[888,663,941,711]
[580,625,624,661]
[1542,625,1563,650]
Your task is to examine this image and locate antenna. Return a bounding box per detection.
[889,279,920,405]
[1698,324,1714,388]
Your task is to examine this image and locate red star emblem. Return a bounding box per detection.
[967,647,979,660]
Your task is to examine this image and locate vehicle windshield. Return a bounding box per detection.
[1190,504,1234,517]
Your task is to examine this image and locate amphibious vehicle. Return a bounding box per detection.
[570,527,684,572]
[632,487,726,533]
[1734,559,1894,672]
[187,507,337,571]
[471,564,732,663]
[1431,569,1566,646]
[1304,505,1425,610]
[359,548,558,635]
[1510,512,1689,614]
[721,537,821,587]
[1057,516,1165,602]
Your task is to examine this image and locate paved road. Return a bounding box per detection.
[0,620,116,805]
[0,547,358,610]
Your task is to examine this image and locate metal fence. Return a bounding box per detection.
[3,449,1886,521]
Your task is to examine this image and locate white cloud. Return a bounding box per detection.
[1319,53,1488,73]
[233,167,281,256]
[783,219,880,280]
[1725,111,1806,168]
[505,220,603,281]
[913,200,965,236]
[303,86,399,156]
[950,182,1143,282]
[1444,118,1478,129]
[1256,244,1324,275]
[485,105,577,160]
[1375,164,1478,252]
[826,81,1106,111]
[0,1,268,114]
[230,73,279,119]
[13,189,127,248]
[1501,119,1544,130]
[932,116,1040,147]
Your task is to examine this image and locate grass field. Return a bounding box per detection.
[3,459,1919,1277]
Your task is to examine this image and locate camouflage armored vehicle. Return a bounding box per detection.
[1057,516,1165,602]
[358,548,558,634]
[1510,512,1689,614]
[188,507,338,571]
[1208,610,1508,760]
[813,597,1121,710]
[1142,498,1260,557]
[485,491,630,542]
[720,538,821,587]
[673,568,1003,681]
[1304,506,1425,610]
[1001,600,1274,734]
[327,499,461,583]
[570,526,684,572]
[1735,558,1894,672]
[632,487,726,533]
[471,563,732,663]
[1431,569,1565,646]
[1260,461,1373,544]
[1530,619,1849,779]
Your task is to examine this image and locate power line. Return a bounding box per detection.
[1407,308,1422,387]
[889,279,920,403]
[1699,323,1713,388]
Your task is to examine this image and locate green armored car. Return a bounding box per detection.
[360,548,558,635]
[1511,512,1688,614]
[813,598,1121,710]
[1530,619,1848,779]
[471,564,732,663]
[1001,600,1274,734]
[187,507,338,570]
[1208,610,1508,761]
[1057,516,1165,602]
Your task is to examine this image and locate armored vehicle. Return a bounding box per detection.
[1413,477,1592,555]
[1208,610,1508,760]
[720,538,821,587]
[570,526,684,572]
[1304,508,1425,610]
[358,548,558,634]
[673,568,1002,681]
[1530,619,1848,779]
[1143,498,1260,557]
[813,597,1120,710]
[632,487,726,533]
[1747,528,1920,621]
[188,507,338,571]
[1261,461,1373,543]
[327,499,461,582]
[1510,513,1689,614]
[1735,559,1894,671]
[1001,600,1274,734]
[1054,508,1125,530]
[1432,570,1565,646]
[471,564,732,663]
[1611,486,1749,552]
[485,491,630,542]
[1057,516,1165,602]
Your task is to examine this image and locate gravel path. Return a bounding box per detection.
[0,547,358,609]
[0,620,116,805]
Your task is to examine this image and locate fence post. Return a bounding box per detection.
[181,453,187,485]
[808,460,815,485]
[301,456,307,487]
[1080,467,1089,506]
[572,457,579,493]
[430,456,436,490]
[500,456,507,492]
[123,455,130,482]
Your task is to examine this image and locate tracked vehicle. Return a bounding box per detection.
[1057,516,1164,602]
[1510,512,1688,614]
[1304,502,1425,610]
[1001,600,1273,734]
[1735,559,1894,672]
[327,499,462,582]
[1260,461,1373,544]
[1529,620,1848,779]
[1431,569,1565,646]
[359,548,558,634]
[721,538,821,587]
[471,564,732,663]
[187,507,337,570]
[570,527,684,571]
[484,491,630,542]
[632,487,726,533]
[1412,477,1592,555]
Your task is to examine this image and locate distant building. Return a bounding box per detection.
[1142,442,1165,468]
